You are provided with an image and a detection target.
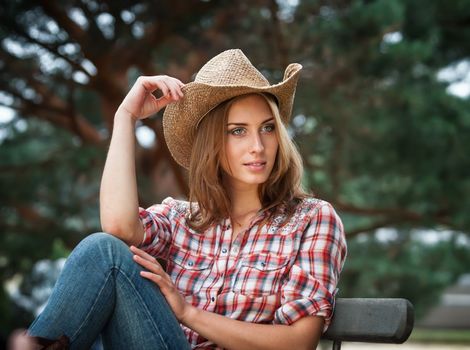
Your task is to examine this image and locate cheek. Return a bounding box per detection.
[267,137,279,157]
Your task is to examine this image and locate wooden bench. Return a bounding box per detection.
[322,298,414,349]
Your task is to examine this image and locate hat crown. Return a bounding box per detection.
[194,49,270,87]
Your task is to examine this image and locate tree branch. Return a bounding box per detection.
[1,16,92,79]
[0,79,103,144]
[38,0,88,51]
[346,218,405,237]
[269,0,289,68]
[335,201,423,221]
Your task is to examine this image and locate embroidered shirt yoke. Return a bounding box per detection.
[138,197,347,349]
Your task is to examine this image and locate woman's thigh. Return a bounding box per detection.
[29,232,190,350]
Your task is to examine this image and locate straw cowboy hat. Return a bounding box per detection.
[163,49,302,169]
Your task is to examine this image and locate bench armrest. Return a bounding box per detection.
[323,298,414,343]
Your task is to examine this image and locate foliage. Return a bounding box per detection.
[339,231,470,319]
[410,328,470,344]
[0,0,469,338]
[288,0,470,235]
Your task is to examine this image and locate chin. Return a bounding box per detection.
[228,167,273,187]
[241,175,270,186]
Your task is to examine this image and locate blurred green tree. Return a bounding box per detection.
[339,230,470,319]
[289,0,470,235]
[0,0,469,338]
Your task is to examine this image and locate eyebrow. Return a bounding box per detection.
[227,117,274,126]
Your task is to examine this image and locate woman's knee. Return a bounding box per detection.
[83,232,127,246]
[73,232,131,263]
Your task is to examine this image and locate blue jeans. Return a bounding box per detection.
[28,232,191,350]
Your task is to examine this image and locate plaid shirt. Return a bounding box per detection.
[139,197,347,349]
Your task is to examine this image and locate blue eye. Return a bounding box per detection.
[229,127,246,136]
[262,124,275,133]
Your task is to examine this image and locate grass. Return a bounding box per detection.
[409,328,470,344]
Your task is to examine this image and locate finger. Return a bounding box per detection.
[151,95,174,112]
[157,77,182,100]
[166,76,184,88]
[132,255,173,284]
[167,79,184,97]
[133,254,163,274]
[155,80,171,98]
[141,271,174,290]
[140,76,170,98]
[173,78,185,87]
[159,76,184,99]
[141,271,165,286]
[141,76,184,100]
[167,82,183,100]
[130,245,157,263]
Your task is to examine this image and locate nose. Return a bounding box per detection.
[249,132,264,154]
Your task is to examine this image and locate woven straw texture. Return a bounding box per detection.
[163,49,302,169]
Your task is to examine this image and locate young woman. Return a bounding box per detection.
[20,49,347,349]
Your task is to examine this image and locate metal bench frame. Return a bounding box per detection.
[322,298,414,349]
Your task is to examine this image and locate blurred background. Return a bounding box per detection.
[0,0,469,348]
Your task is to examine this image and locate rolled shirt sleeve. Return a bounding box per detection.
[274,202,347,332]
[138,196,177,259]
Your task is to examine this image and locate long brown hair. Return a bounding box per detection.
[187,93,307,232]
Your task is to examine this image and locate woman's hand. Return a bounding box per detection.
[118,75,184,120]
[130,245,195,323]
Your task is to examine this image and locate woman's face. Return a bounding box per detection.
[221,94,279,191]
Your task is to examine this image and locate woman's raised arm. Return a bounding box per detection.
[99,75,184,246]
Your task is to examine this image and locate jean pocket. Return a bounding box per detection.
[232,253,290,296]
[167,246,213,295]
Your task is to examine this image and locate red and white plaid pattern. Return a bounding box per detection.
[139,197,347,349]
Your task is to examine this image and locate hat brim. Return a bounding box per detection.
[163,63,302,169]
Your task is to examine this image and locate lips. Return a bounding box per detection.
[243,161,267,172]
[243,161,266,166]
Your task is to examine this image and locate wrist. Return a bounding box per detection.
[180,304,199,326]
[115,106,138,123]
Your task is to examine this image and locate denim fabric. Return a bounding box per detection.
[29,232,191,350]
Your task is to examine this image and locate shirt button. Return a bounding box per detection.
[221,248,228,254]
[187,261,194,267]
[211,297,215,302]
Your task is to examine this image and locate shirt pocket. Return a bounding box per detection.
[232,253,290,297]
[167,246,213,295]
